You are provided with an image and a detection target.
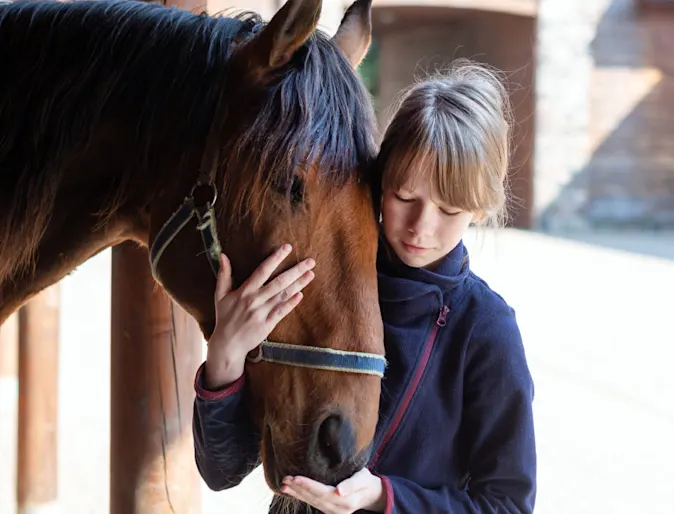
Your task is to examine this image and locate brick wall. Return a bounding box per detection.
[533,0,597,229]
[537,0,674,229]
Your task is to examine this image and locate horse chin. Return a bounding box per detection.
[262,422,373,491]
[331,444,372,485]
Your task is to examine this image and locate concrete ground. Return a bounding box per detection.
[2,228,673,513]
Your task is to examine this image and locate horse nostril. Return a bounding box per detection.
[316,413,355,470]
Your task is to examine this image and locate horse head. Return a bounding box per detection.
[150,0,384,490]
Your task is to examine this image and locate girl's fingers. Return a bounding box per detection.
[214,253,233,302]
[268,270,315,305]
[240,244,293,294]
[267,291,304,324]
[259,257,315,303]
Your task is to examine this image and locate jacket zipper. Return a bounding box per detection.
[369,305,450,469]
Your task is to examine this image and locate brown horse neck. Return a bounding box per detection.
[0,158,158,326]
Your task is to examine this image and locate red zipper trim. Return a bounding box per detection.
[369,305,449,469]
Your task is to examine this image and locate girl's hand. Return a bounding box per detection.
[204,244,315,388]
[281,468,386,514]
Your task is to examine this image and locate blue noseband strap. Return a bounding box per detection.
[248,340,387,378]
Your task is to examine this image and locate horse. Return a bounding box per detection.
[0,0,385,492]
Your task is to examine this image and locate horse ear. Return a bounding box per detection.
[238,0,322,80]
[333,0,372,68]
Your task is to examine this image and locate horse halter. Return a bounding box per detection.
[148,119,387,378]
[148,188,386,378]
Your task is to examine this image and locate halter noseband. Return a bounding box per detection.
[248,339,387,377]
[148,186,387,379]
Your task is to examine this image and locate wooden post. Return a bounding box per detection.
[17,286,60,514]
[0,312,18,387]
[110,242,203,514]
[0,311,19,406]
[1,313,19,514]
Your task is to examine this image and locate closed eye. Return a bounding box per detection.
[394,193,414,203]
[440,209,463,216]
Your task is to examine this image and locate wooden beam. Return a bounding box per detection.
[1,313,19,514]
[17,286,60,514]
[110,242,203,514]
[0,312,18,382]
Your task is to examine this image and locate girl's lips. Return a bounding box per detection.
[402,241,428,253]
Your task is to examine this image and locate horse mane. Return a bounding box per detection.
[0,0,378,284]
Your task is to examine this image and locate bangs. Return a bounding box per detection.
[380,116,494,214]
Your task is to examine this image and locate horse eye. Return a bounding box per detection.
[289,176,305,206]
[271,175,305,207]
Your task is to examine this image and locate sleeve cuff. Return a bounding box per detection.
[378,475,394,514]
[193,361,245,401]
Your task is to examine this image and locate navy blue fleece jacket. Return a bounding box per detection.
[192,239,537,513]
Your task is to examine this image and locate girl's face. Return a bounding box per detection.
[381,178,473,270]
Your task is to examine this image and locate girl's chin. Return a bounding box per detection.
[396,251,434,269]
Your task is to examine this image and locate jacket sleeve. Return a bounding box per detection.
[376,307,537,514]
[192,362,261,491]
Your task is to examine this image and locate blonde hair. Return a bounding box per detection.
[376,59,512,227]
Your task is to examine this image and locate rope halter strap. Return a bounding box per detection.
[149,183,221,280]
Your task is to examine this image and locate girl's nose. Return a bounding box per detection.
[408,203,435,236]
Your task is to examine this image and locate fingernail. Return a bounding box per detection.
[281,244,291,252]
[306,258,315,267]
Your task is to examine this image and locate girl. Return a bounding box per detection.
[192,59,537,513]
